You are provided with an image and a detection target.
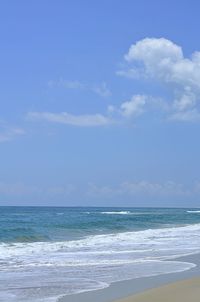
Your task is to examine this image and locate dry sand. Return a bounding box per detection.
[115,278,200,302]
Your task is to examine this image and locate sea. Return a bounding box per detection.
[1,206,200,302]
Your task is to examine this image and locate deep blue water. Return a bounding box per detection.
[1,206,200,243]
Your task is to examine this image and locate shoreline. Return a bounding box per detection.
[114,277,200,302]
[59,253,200,302]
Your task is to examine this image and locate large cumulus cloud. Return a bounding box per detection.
[119,38,200,121]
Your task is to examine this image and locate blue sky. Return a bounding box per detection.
[1,0,200,207]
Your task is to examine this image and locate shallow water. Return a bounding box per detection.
[0,207,200,301]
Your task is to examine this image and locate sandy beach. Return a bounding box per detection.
[115,278,200,302]
[59,253,200,302]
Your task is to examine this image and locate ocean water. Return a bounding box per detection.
[1,207,200,301]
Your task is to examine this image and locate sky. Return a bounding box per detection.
[1,0,200,207]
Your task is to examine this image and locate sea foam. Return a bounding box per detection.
[1,207,200,302]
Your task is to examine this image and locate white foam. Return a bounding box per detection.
[187,210,200,213]
[1,223,200,301]
[100,211,133,215]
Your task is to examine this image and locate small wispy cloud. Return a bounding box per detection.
[107,94,167,120]
[27,111,112,127]
[2,180,200,204]
[0,121,25,143]
[27,38,200,131]
[0,182,40,195]
[48,79,111,98]
[0,181,76,197]
[26,94,164,129]
[169,109,200,122]
[92,82,111,97]
[120,94,147,117]
[87,181,191,198]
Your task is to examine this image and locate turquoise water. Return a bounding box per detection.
[1,207,200,301]
[1,207,200,242]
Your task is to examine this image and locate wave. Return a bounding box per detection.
[1,223,200,301]
[1,223,200,261]
[187,210,200,213]
[100,211,133,215]
[98,211,156,215]
[0,227,49,243]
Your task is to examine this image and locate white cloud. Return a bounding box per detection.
[2,180,200,204]
[120,181,188,196]
[48,79,111,98]
[88,180,190,197]
[0,122,25,143]
[108,94,166,120]
[170,109,200,122]
[48,79,85,89]
[87,183,115,197]
[27,39,200,129]
[92,82,111,97]
[118,37,200,121]
[120,94,147,117]
[0,182,76,197]
[28,94,165,129]
[116,68,141,79]
[173,89,196,111]
[27,111,112,127]
[0,182,40,195]
[46,184,76,195]
[125,37,183,67]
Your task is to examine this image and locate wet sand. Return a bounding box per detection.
[59,253,200,302]
[115,278,200,302]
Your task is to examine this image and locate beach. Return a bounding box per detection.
[115,278,200,302]
[1,207,200,301]
[59,253,200,302]
[2,2,200,302]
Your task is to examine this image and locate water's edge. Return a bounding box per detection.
[1,207,200,301]
[59,253,200,302]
